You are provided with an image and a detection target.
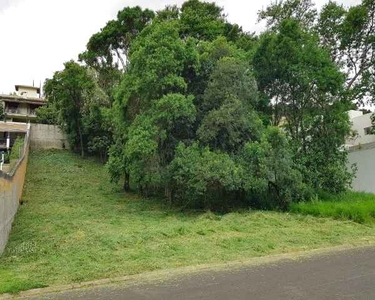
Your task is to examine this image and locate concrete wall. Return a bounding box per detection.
[348,146,375,194]
[0,126,30,254]
[30,124,69,150]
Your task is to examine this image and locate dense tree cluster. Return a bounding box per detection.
[43,0,375,210]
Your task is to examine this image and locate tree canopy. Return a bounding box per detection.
[43,0,372,211]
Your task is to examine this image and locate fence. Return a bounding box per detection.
[0,123,30,254]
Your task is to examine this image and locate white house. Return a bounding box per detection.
[346,110,375,148]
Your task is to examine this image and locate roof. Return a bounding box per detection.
[0,121,28,133]
[15,85,41,94]
[0,94,46,105]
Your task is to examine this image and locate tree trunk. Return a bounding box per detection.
[124,172,130,192]
[78,123,84,158]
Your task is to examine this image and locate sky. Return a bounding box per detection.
[0,0,361,94]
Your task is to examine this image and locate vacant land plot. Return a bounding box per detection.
[1,150,375,294]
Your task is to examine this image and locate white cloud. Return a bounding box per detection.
[0,0,362,94]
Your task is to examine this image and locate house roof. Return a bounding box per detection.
[0,94,46,106]
[0,121,28,133]
[15,85,41,94]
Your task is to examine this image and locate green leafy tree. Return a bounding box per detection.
[318,0,375,104]
[96,0,361,209]
[180,0,225,40]
[197,58,263,153]
[44,61,95,157]
[253,19,352,193]
[169,142,243,209]
[35,104,59,125]
[258,0,317,30]
[79,7,154,101]
[80,6,155,70]
[239,127,308,210]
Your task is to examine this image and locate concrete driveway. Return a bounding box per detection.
[23,246,375,300]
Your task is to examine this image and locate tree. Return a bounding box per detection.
[253,19,352,193]
[258,0,317,30]
[169,142,243,209]
[44,61,95,157]
[80,6,155,70]
[317,1,375,104]
[79,7,154,101]
[180,0,225,40]
[197,58,263,153]
[35,104,59,125]
[239,127,307,210]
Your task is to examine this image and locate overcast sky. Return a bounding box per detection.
[0,0,360,94]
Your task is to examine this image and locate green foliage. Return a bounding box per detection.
[9,137,24,161]
[44,0,371,210]
[253,19,352,194]
[180,0,225,40]
[239,127,309,209]
[105,0,359,210]
[35,104,59,125]
[197,58,262,153]
[318,0,375,104]
[258,0,317,30]
[44,61,95,157]
[169,143,243,209]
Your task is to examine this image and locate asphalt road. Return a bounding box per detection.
[26,246,375,300]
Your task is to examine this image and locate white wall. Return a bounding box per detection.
[17,87,39,98]
[348,147,375,194]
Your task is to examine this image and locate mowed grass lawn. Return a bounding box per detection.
[1,150,375,294]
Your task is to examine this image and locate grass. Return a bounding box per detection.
[1,150,375,294]
[290,192,375,224]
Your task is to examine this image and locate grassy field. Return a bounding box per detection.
[291,192,375,224]
[1,150,375,294]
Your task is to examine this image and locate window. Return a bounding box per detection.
[364,126,374,135]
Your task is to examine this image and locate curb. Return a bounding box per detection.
[1,242,374,299]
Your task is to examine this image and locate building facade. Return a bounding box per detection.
[346,110,375,148]
[0,85,46,122]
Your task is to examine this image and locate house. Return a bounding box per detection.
[0,85,46,122]
[346,110,375,149]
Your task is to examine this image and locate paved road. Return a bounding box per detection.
[27,247,375,300]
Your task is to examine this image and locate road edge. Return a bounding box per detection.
[2,242,374,299]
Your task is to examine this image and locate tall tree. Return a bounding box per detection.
[253,19,352,192]
[44,61,95,157]
[319,0,375,105]
[79,6,155,101]
[258,0,317,30]
[80,6,155,70]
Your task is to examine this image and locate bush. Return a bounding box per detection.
[35,105,59,125]
[9,137,24,161]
